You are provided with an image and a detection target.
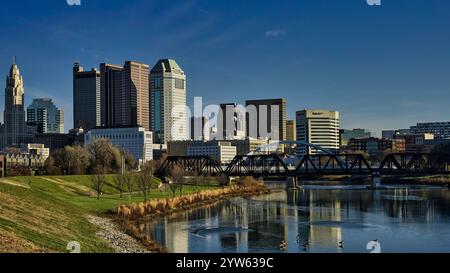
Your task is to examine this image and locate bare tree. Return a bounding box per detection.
[91,168,107,200]
[138,161,158,202]
[192,171,203,191]
[52,149,70,174]
[44,155,61,175]
[88,139,121,173]
[124,173,134,199]
[216,174,230,187]
[169,182,182,198]
[64,145,92,175]
[169,165,186,197]
[114,173,127,198]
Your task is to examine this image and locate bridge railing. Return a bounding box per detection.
[295,153,373,174]
[225,154,290,176]
[155,155,223,178]
[155,153,450,177]
[379,153,450,174]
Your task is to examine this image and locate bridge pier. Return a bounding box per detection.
[371,171,382,189]
[286,177,300,190]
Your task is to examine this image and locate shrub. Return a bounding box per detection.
[236,177,264,189]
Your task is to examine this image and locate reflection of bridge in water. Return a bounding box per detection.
[156,142,450,189]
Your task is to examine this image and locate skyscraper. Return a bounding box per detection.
[73,62,100,130]
[27,98,64,134]
[100,63,123,127]
[3,60,26,148]
[296,109,340,156]
[100,61,150,130]
[285,119,297,155]
[245,98,287,141]
[286,120,296,142]
[150,59,187,144]
[217,103,246,140]
[122,61,150,130]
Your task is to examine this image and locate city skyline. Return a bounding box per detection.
[2,1,450,257]
[0,1,449,135]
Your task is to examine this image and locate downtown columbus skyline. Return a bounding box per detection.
[0,54,448,138]
[0,1,449,135]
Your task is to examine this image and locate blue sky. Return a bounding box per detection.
[0,0,449,135]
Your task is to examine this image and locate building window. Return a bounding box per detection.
[153,77,163,89]
[175,79,185,89]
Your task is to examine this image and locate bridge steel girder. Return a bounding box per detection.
[156,153,450,179]
[294,153,373,175]
[379,153,450,174]
[155,156,223,178]
[225,154,291,177]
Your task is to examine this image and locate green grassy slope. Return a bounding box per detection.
[0,175,218,253]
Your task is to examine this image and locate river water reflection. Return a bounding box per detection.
[142,183,450,253]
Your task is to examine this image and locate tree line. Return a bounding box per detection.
[44,138,137,175]
[90,158,224,201]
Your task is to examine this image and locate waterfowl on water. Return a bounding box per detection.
[303,241,309,248]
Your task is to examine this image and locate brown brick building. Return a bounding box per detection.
[348,137,405,156]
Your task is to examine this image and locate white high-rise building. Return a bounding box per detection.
[296,109,340,156]
[150,59,187,144]
[187,142,237,164]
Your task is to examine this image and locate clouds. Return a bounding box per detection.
[265,29,287,38]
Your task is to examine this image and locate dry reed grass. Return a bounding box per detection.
[117,177,268,222]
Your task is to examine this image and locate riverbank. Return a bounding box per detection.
[0,175,220,253]
[269,174,450,186]
[382,175,450,186]
[87,215,149,253]
[115,178,271,252]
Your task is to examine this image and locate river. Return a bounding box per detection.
[140,183,450,253]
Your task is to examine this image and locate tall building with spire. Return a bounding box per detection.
[2,60,26,148]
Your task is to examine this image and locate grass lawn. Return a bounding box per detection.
[0,174,219,253]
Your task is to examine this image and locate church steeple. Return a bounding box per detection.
[6,60,24,105]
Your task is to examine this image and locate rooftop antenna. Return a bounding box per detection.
[13,56,16,65]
